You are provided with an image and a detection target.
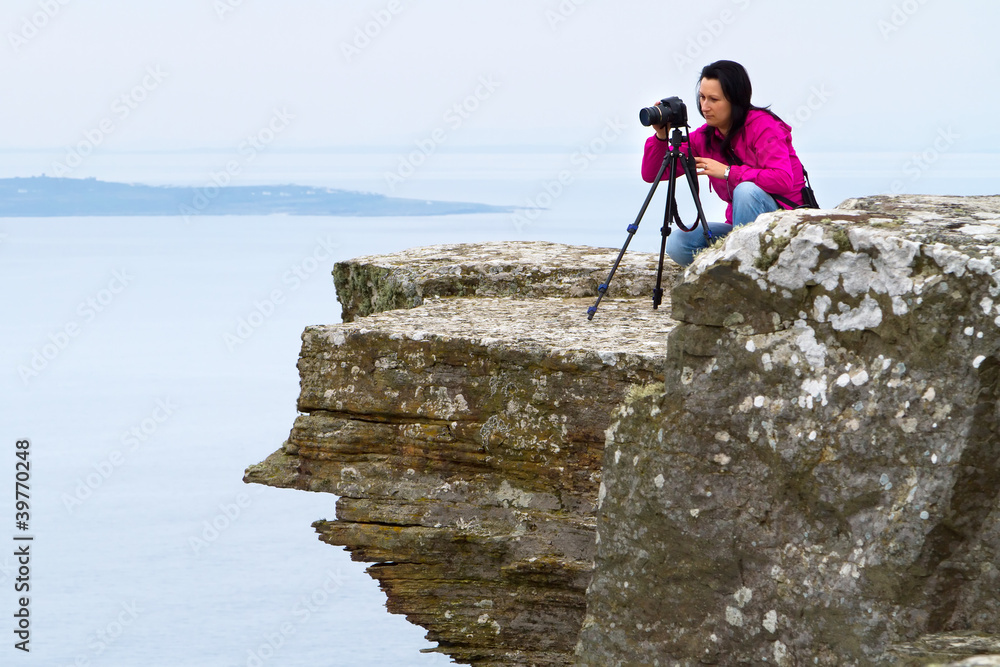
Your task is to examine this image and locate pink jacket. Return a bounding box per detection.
[641,109,805,224]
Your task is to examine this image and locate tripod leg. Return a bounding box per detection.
[653,151,680,310]
[587,146,672,320]
[587,227,637,321]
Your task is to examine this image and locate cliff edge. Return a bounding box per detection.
[245,241,673,665]
[246,202,1000,666]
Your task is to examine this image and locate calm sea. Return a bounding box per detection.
[0,148,994,666]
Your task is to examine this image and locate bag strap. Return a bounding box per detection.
[722,149,818,209]
[766,168,819,209]
[770,192,799,209]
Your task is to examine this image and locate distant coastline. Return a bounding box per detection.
[0,176,516,217]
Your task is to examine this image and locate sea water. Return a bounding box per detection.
[0,148,994,666]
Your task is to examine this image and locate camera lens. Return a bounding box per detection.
[638,106,662,127]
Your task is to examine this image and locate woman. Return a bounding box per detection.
[642,60,806,266]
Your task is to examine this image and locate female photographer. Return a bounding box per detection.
[642,59,807,266]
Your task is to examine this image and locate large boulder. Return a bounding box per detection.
[577,195,1000,665]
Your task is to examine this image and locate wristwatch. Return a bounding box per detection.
[723,166,731,180]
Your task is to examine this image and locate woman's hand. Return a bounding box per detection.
[651,101,669,140]
[695,157,727,180]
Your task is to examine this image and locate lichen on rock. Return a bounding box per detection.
[577,194,1000,666]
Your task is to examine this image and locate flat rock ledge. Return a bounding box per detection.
[331,240,668,322]
[245,243,673,666]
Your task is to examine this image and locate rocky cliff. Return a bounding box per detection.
[246,200,1000,666]
[245,242,674,665]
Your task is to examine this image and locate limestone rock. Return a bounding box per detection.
[331,240,668,321]
[577,195,1000,666]
[248,194,1000,667]
[890,632,1000,665]
[246,247,672,666]
[938,658,1000,667]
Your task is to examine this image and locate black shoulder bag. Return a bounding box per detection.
[770,168,819,210]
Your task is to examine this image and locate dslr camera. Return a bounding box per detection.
[639,96,687,127]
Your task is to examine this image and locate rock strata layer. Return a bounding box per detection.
[577,195,1000,665]
[245,242,674,665]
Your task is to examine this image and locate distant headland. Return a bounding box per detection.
[0,176,516,217]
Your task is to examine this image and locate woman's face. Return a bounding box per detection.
[699,78,732,134]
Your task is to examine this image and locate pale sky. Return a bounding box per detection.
[1,0,997,156]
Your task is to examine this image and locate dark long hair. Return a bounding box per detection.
[697,60,781,164]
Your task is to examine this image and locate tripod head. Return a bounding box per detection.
[669,126,687,146]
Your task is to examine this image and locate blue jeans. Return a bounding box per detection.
[664,182,779,266]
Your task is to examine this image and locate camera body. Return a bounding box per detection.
[639,96,687,127]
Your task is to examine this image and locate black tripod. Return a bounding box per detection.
[587,126,713,320]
